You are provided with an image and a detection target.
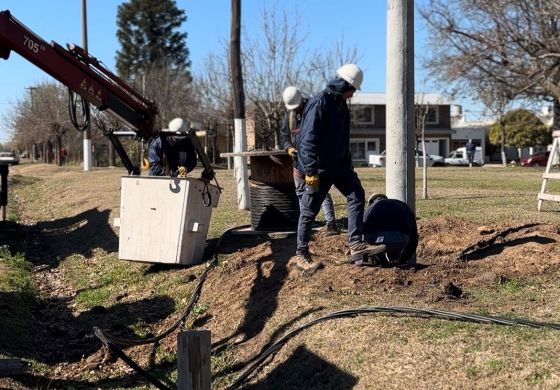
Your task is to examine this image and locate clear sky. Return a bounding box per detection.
[0,0,479,143]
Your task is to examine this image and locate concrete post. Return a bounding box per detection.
[82,0,93,171]
[386,0,415,213]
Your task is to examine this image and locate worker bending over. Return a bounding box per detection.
[148,118,197,177]
[362,194,418,266]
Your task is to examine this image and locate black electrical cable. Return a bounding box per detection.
[93,224,560,390]
[68,89,91,132]
[93,224,250,388]
[225,306,560,389]
[95,224,249,348]
[95,328,172,390]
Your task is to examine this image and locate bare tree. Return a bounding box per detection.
[415,95,430,199]
[420,0,560,125]
[9,82,72,164]
[198,4,360,150]
[136,65,196,128]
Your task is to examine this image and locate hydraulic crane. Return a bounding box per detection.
[0,10,216,181]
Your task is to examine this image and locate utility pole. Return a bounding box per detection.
[386,0,415,212]
[230,0,250,210]
[82,0,93,171]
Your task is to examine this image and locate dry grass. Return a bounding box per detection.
[2,162,560,389]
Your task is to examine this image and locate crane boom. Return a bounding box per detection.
[0,10,217,183]
[0,10,157,139]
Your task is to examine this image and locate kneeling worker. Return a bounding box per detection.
[361,194,418,266]
[148,118,197,177]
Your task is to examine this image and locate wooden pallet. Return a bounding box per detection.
[537,130,560,211]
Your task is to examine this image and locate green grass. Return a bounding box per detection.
[527,369,551,385]
[0,246,35,297]
[5,162,560,389]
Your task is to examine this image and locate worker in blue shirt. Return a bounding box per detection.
[362,193,418,266]
[148,118,197,177]
[294,64,384,273]
[280,86,339,237]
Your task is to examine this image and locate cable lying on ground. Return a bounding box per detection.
[93,225,250,388]
[226,305,560,389]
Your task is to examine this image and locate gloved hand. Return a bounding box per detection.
[177,166,188,177]
[287,147,297,159]
[305,174,319,192]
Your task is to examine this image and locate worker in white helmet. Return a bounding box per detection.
[148,117,198,177]
[280,86,340,237]
[293,63,382,273]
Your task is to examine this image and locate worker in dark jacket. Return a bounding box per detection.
[148,117,197,177]
[362,193,418,266]
[294,64,382,273]
[280,86,339,236]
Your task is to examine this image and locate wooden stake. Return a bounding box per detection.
[177,330,211,390]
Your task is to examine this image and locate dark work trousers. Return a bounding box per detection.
[296,168,365,254]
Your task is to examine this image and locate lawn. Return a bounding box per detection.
[1,162,560,389]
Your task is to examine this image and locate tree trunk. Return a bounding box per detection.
[230,0,250,210]
[109,142,116,167]
[421,129,428,200]
[500,122,507,166]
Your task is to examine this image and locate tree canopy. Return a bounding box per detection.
[115,0,190,81]
[420,0,560,122]
[489,108,551,148]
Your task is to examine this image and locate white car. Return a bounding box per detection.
[369,150,445,167]
[445,147,484,166]
[0,151,20,165]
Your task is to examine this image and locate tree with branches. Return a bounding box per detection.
[420,0,560,129]
[489,108,551,161]
[197,4,360,150]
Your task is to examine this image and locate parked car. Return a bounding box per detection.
[369,150,445,167]
[520,151,549,167]
[445,146,484,166]
[0,151,20,165]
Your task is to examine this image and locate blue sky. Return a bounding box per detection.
[0,0,481,143]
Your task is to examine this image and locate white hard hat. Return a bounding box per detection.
[336,63,363,90]
[167,117,187,133]
[282,86,303,110]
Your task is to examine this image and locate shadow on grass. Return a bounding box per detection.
[26,208,118,268]
[212,234,294,350]
[243,345,358,390]
[466,235,556,261]
[8,358,177,390]
[0,293,175,365]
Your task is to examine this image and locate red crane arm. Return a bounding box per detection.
[0,10,157,139]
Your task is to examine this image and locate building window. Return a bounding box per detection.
[350,139,378,161]
[426,106,439,124]
[352,106,374,125]
[351,141,366,160]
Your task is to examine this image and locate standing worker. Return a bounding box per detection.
[465,139,476,168]
[148,118,198,177]
[294,64,383,274]
[280,86,340,236]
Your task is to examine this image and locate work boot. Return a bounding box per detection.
[323,222,341,237]
[349,240,387,266]
[295,251,322,274]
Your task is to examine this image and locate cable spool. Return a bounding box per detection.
[249,179,299,231]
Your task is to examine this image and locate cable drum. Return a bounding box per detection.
[249,179,299,231]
